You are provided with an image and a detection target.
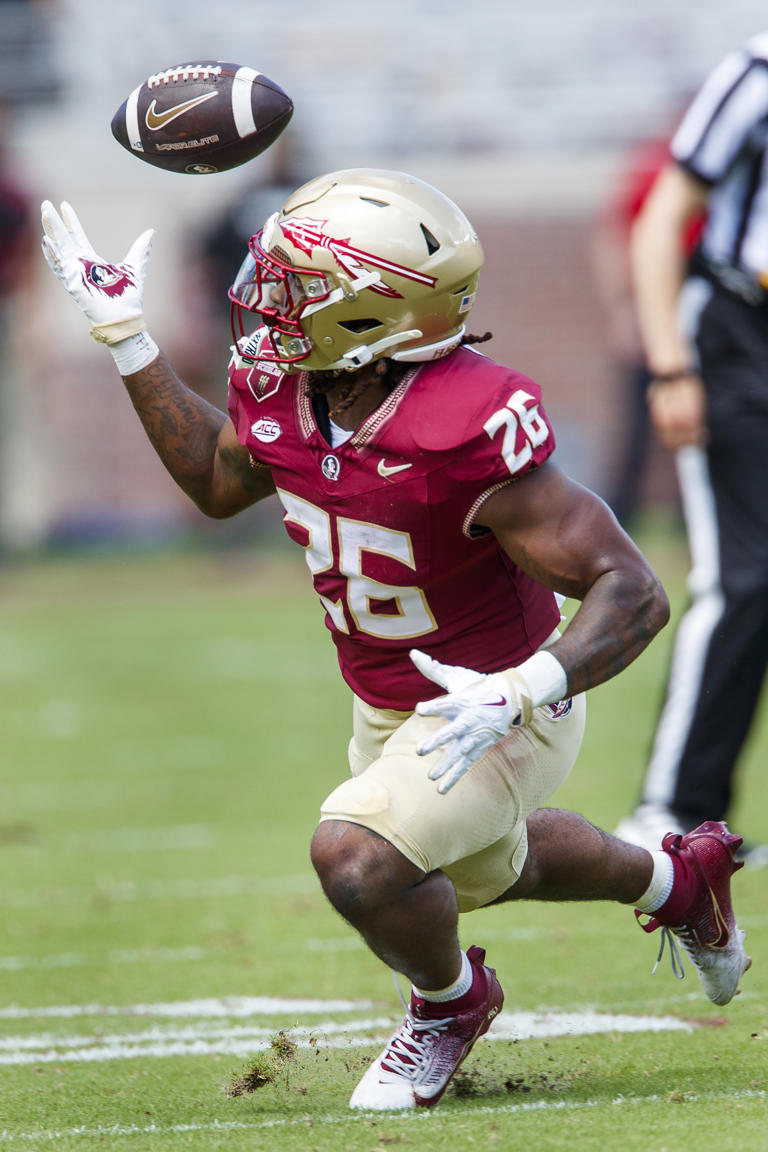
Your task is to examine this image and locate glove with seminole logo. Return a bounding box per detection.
[410,649,534,794]
[41,200,158,371]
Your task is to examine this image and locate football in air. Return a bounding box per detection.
[110,61,293,174]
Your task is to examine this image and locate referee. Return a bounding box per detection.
[615,31,768,866]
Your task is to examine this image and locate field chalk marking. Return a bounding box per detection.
[0,999,692,1066]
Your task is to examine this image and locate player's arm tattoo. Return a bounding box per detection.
[120,354,273,515]
[218,442,277,499]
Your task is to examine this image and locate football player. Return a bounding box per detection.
[41,170,750,1111]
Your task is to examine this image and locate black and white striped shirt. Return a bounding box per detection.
[672,31,768,279]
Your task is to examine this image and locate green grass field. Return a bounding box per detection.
[1,529,766,1150]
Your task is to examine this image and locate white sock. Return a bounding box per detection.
[634,851,675,913]
[413,950,473,1003]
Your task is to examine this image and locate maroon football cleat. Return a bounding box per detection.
[636,820,751,1005]
[349,945,504,1110]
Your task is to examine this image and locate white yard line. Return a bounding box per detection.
[0,1005,692,1066]
[0,1018,396,1051]
[490,1009,692,1039]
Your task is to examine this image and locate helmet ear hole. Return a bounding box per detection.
[420,224,440,255]
[338,318,382,334]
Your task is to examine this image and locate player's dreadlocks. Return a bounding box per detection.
[461,331,493,348]
[308,331,493,418]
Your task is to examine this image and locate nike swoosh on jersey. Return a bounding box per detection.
[145,92,218,130]
[377,460,413,478]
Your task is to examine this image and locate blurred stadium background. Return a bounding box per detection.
[0,0,764,551]
[3,12,768,1142]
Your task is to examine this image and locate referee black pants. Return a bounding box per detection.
[640,282,768,826]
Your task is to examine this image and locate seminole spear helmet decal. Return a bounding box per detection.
[229,168,484,372]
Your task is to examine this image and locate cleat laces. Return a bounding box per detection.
[651,925,686,981]
[350,946,504,1110]
[638,879,731,984]
[380,1012,451,1084]
[379,973,452,1087]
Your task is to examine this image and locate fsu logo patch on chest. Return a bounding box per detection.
[321,454,341,481]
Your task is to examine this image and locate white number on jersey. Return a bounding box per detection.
[278,490,437,640]
[483,389,549,475]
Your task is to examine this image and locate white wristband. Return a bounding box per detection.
[108,331,160,376]
[513,650,568,708]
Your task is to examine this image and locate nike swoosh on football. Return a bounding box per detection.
[377,460,413,478]
[145,91,218,131]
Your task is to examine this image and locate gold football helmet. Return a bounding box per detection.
[229,168,483,372]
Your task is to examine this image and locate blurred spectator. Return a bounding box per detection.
[592,128,704,528]
[0,98,36,552]
[615,31,768,867]
[0,107,30,292]
[201,135,306,306]
[0,0,60,107]
[179,133,307,401]
[165,133,308,546]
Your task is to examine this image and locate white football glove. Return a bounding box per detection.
[410,649,533,794]
[41,200,154,346]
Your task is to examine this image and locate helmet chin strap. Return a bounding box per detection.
[392,326,466,363]
[326,324,467,371]
[328,329,423,371]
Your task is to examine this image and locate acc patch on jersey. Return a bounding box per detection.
[250,417,282,443]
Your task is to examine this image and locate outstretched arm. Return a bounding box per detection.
[120,353,275,517]
[41,199,275,517]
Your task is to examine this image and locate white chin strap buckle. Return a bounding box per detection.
[337,329,424,370]
[393,327,466,363]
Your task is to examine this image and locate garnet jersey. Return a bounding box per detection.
[227,333,560,709]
